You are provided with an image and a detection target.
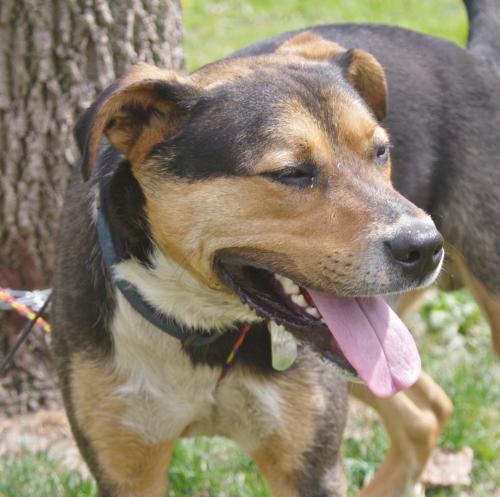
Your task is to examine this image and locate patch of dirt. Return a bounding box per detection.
[0,321,61,422]
[0,321,78,471]
[345,397,381,438]
[0,409,88,476]
[421,447,474,487]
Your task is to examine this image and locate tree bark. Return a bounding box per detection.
[0,0,184,416]
[0,0,184,290]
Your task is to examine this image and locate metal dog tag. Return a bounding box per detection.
[269,322,297,371]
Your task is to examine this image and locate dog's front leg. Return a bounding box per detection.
[67,354,175,497]
[224,357,349,497]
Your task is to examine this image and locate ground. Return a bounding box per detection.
[0,1,499,496]
[1,291,498,496]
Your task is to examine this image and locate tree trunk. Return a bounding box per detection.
[0,0,184,290]
[0,0,184,418]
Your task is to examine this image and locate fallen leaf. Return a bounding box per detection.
[421,447,473,487]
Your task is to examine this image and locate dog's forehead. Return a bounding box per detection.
[156,59,377,179]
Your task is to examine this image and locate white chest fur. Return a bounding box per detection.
[111,292,282,452]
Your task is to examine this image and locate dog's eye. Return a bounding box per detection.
[261,164,315,188]
[374,143,391,165]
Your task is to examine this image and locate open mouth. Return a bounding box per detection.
[216,256,422,398]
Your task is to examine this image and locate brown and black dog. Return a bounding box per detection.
[52,0,499,496]
[229,1,500,495]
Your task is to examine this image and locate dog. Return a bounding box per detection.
[52,0,499,496]
[229,1,500,495]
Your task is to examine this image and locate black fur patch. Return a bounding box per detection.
[185,320,275,373]
[152,66,346,180]
[74,82,120,180]
[99,154,154,266]
[297,364,347,497]
[75,79,199,181]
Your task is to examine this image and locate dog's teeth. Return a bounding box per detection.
[291,294,307,308]
[305,306,320,318]
[283,280,300,295]
[275,274,300,295]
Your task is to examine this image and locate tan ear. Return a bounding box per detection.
[75,63,198,180]
[338,48,388,121]
[277,32,388,121]
[277,31,346,60]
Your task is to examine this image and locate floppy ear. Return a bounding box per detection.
[337,48,387,121]
[277,32,388,121]
[75,63,198,180]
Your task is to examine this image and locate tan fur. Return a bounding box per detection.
[350,374,452,497]
[251,366,328,497]
[70,355,174,497]
[135,76,400,298]
[191,32,343,90]
[276,31,346,60]
[465,274,500,355]
[344,49,388,121]
[192,58,258,89]
[84,65,193,176]
[139,171,375,294]
[277,32,387,121]
[260,101,335,172]
[71,347,338,497]
[336,98,385,158]
[445,245,500,355]
[107,102,180,165]
[71,32,445,497]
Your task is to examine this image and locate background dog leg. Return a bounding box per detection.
[350,373,452,497]
[459,264,500,356]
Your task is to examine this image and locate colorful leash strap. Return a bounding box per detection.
[217,323,251,384]
[0,287,51,333]
[0,290,52,376]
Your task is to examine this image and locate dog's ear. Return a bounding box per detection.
[75,63,199,180]
[277,32,388,121]
[336,48,387,121]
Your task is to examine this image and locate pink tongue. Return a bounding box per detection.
[306,290,421,398]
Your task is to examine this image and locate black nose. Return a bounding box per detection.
[385,225,444,278]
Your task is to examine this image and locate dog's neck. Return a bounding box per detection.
[94,164,260,340]
[97,211,259,335]
[113,251,259,332]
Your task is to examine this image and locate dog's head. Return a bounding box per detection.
[77,32,443,397]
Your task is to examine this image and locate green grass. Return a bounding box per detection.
[1,292,497,496]
[1,1,499,496]
[416,292,500,497]
[0,452,96,497]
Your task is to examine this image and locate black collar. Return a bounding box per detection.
[96,207,223,347]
